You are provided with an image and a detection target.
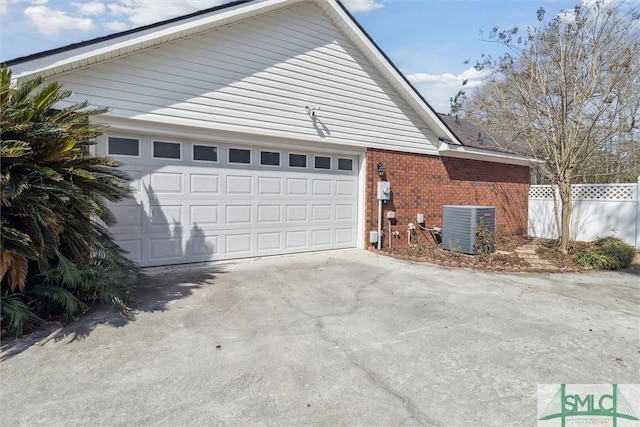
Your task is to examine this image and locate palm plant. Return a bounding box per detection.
[1,66,139,336]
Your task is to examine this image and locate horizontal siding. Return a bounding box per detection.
[53,3,439,153]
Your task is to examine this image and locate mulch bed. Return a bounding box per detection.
[372,235,640,274]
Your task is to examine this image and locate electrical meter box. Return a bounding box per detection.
[377,181,391,200]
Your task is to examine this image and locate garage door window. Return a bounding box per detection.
[229,148,251,164]
[314,156,331,170]
[289,153,307,168]
[108,137,139,157]
[260,151,280,166]
[193,145,218,162]
[338,158,353,171]
[153,141,181,160]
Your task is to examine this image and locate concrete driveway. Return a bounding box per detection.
[1,250,638,426]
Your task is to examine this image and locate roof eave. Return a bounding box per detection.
[438,142,538,167]
[7,0,308,82]
[321,0,461,145]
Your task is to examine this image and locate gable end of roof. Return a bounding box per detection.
[3,0,252,66]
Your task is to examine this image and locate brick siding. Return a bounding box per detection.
[365,149,530,248]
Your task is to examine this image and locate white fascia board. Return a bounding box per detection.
[438,142,536,167]
[319,0,460,146]
[10,0,307,82]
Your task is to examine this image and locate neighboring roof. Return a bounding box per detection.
[437,113,527,155]
[436,114,537,166]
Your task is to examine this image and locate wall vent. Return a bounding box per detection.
[441,205,496,254]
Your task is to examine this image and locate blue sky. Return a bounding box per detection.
[1,0,589,111]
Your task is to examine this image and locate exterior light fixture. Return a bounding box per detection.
[305,105,320,117]
[377,162,386,177]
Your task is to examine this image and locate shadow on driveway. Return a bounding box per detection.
[1,250,638,426]
[0,263,224,361]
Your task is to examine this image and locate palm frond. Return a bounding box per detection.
[27,284,83,320]
[0,249,29,292]
[1,65,138,336]
[0,294,44,337]
[0,140,31,158]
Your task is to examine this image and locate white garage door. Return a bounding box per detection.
[100,135,361,267]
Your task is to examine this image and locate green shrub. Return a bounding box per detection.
[574,237,636,270]
[1,66,139,337]
[474,224,495,258]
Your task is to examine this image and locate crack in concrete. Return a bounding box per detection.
[316,319,438,426]
[275,266,438,426]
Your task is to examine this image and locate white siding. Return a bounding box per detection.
[53,3,439,154]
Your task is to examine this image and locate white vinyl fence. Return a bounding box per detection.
[528,177,640,249]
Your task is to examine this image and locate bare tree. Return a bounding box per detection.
[449,90,467,122]
[467,2,640,253]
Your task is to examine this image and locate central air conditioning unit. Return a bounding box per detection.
[441,205,496,255]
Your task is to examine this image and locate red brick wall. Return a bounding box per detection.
[365,149,530,248]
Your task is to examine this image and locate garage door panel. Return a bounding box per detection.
[312,179,332,196]
[110,204,144,228]
[336,180,355,197]
[226,175,252,194]
[225,233,252,254]
[186,234,219,257]
[286,204,308,222]
[335,204,354,221]
[149,205,182,226]
[150,172,183,193]
[336,228,356,245]
[122,169,144,194]
[311,229,332,246]
[257,232,281,251]
[225,205,252,224]
[149,236,183,261]
[190,205,220,225]
[285,230,308,249]
[257,205,282,224]
[190,174,220,194]
[106,136,360,266]
[286,178,308,196]
[258,176,282,195]
[312,204,332,222]
[118,239,143,262]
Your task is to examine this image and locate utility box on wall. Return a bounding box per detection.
[441,205,496,254]
[377,181,391,200]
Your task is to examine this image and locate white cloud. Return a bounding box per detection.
[100,0,384,27]
[406,67,489,89]
[341,0,383,13]
[106,2,134,17]
[581,0,618,8]
[24,5,95,36]
[104,20,127,31]
[105,0,228,26]
[406,68,492,112]
[12,0,386,36]
[1,0,47,17]
[559,0,625,23]
[73,1,106,16]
